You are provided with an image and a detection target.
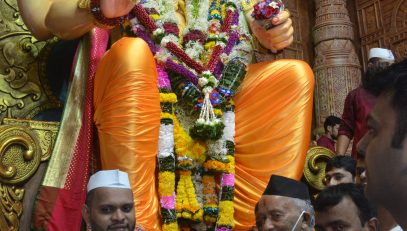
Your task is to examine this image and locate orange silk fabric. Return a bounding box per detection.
[94,38,161,230]
[93,37,314,230]
[234,60,314,229]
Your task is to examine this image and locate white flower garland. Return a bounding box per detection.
[158,124,175,158]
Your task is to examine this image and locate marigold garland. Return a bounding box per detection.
[217,201,235,227]
[160,93,178,103]
[158,92,179,230]
[163,222,179,231]
[159,171,176,196]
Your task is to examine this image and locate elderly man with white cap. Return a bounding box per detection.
[82,170,138,231]
[336,47,395,158]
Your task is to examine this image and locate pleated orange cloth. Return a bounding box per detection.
[234,60,314,229]
[94,37,161,230]
[94,37,314,230]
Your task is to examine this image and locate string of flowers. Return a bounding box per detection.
[183,0,209,60]
[215,105,236,230]
[158,88,179,231]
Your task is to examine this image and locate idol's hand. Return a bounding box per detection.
[100,0,137,18]
[249,10,293,53]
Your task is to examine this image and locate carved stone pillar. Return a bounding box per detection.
[313,0,362,127]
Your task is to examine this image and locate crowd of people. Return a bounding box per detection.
[317,47,396,156]
[311,49,406,231]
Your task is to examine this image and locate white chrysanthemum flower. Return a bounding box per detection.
[199,77,209,87]
[208,75,219,87]
[158,124,175,157]
[153,28,164,36]
[222,111,235,141]
[155,48,171,63]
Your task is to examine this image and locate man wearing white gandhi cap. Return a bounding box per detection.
[82,170,137,231]
[336,47,395,157]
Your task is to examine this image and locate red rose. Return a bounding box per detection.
[264,7,274,18]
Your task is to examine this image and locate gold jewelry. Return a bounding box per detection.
[78,0,91,9]
[240,0,258,12]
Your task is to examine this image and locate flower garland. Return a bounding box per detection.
[214,107,236,231]
[128,0,253,230]
[157,88,179,231]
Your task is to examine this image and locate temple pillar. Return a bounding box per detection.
[313,0,362,128]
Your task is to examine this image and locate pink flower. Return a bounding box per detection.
[221,174,235,187]
[160,195,175,209]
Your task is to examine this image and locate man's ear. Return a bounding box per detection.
[82,204,91,226]
[366,217,379,231]
[301,212,312,230]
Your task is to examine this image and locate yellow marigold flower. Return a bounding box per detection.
[204,160,229,171]
[205,203,216,208]
[219,201,234,210]
[182,211,192,219]
[218,201,235,227]
[214,108,223,116]
[158,172,175,196]
[193,209,204,221]
[227,155,235,174]
[204,215,217,223]
[150,14,160,20]
[160,112,174,120]
[210,9,221,16]
[191,142,206,160]
[162,222,179,231]
[205,41,216,50]
[197,154,206,165]
[160,93,178,103]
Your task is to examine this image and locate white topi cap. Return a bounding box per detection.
[87,170,131,192]
[368,48,395,61]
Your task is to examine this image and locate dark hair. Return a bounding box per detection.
[325,155,356,177]
[323,116,341,133]
[314,183,376,226]
[368,58,407,148]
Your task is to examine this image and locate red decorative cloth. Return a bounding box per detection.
[32,28,109,230]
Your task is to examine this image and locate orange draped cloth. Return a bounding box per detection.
[94,37,314,230]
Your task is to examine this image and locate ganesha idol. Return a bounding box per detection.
[17,0,314,230]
